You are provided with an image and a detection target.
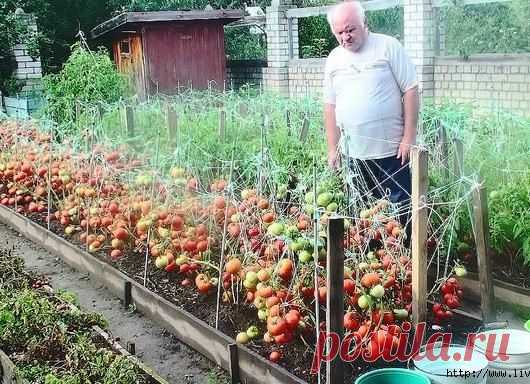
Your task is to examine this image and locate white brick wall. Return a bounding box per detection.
[434,55,530,116]
[12,11,42,92]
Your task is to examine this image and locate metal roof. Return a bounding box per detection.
[90,10,245,39]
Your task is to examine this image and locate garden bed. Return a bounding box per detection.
[0,246,167,384]
[0,205,484,384]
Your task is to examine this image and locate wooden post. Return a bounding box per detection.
[127,341,136,355]
[454,139,464,179]
[326,217,344,384]
[438,122,449,180]
[472,177,496,323]
[228,343,240,384]
[285,109,291,136]
[167,104,177,146]
[219,109,226,140]
[299,115,309,142]
[75,100,81,121]
[125,106,135,137]
[124,280,132,308]
[411,148,428,326]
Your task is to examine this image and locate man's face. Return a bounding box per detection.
[332,9,367,52]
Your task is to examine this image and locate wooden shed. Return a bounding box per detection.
[90,10,244,98]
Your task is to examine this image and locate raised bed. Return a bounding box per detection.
[459,271,530,310]
[0,204,307,384]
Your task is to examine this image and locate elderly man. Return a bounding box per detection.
[324,1,419,205]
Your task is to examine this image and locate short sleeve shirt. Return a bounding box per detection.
[324,33,417,160]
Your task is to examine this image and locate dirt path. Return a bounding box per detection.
[0,222,228,384]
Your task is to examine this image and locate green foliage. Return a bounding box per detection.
[225,27,266,60]
[488,178,530,265]
[42,44,125,128]
[298,7,403,58]
[443,0,530,57]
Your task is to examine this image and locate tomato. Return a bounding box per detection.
[361,272,381,288]
[225,258,242,274]
[344,311,360,331]
[285,310,301,330]
[343,278,355,294]
[269,351,281,363]
[277,259,293,280]
[267,316,287,336]
[113,227,129,241]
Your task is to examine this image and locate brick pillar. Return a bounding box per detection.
[404,0,435,99]
[13,9,42,93]
[263,0,298,95]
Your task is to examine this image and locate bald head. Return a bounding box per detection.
[327,1,368,52]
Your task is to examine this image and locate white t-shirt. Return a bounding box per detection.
[324,32,418,160]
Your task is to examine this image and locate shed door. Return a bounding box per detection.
[113,35,146,100]
[142,21,226,93]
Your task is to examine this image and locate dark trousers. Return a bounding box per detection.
[349,156,411,204]
[349,156,412,241]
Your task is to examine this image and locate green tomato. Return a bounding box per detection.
[358,294,371,310]
[304,191,315,204]
[369,284,385,299]
[299,249,313,263]
[267,222,284,236]
[246,325,260,339]
[258,308,268,321]
[317,192,333,207]
[236,332,249,344]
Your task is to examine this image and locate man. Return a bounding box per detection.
[324,0,419,206]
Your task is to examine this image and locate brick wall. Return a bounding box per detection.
[226,60,266,89]
[434,55,530,116]
[13,11,42,93]
[288,59,324,99]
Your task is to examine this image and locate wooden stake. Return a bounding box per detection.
[285,109,291,136]
[228,343,240,384]
[125,106,135,137]
[167,104,177,146]
[438,122,449,181]
[124,281,132,308]
[472,177,496,323]
[300,115,309,142]
[326,217,344,384]
[219,109,226,140]
[127,341,136,355]
[454,139,464,179]
[411,148,428,326]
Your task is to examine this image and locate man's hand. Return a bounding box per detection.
[328,150,341,169]
[396,136,414,165]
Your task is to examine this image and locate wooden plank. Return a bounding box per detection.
[0,349,26,384]
[453,139,464,179]
[299,115,309,142]
[125,106,135,137]
[219,109,226,140]
[326,217,344,384]
[433,0,511,7]
[167,104,177,145]
[411,148,428,326]
[127,10,244,23]
[228,343,241,384]
[438,122,449,180]
[472,178,496,323]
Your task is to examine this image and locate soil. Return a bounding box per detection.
[2,212,489,384]
[0,221,227,384]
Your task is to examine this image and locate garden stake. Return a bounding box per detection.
[143,127,161,287]
[326,217,344,384]
[312,158,321,384]
[411,148,428,327]
[228,343,241,384]
[124,280,132,308]
[472,177,496,323]
[46,126,54,231]
[215,148,235,330]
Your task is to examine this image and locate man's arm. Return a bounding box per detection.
[397,86,419,165]
[324,103,340,169]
